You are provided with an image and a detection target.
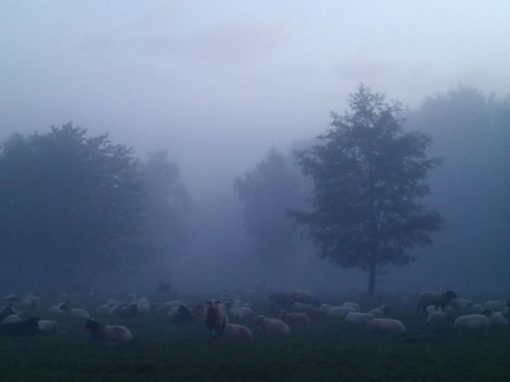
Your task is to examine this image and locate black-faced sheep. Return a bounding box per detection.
[84,319,133,342]
[418,291,457,311]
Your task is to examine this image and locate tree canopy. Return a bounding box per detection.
[293,84,443,295]
[234,149,304,267]
[0,123,148,290]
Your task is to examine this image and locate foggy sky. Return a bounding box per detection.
[2,0,510,199]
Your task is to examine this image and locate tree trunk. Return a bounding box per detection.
[368,259,376,297]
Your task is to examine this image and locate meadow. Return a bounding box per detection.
[1,294,510,382]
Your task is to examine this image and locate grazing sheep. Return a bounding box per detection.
[327,305,355,320]
[169,305,193,323]
[489,312,509,327]
[453,314,491,329]
[255,315,291,336]
[345,312,372,325]
[37,320,59,334]
[418,291,457,310]
[369,305,390,319]
[280,311,311,326]
[367,318,406,334]
[0,317,39,336]
[484,300,508,313]
[224,323,253,341]
[84,319,133,342]
[204,300,229,337]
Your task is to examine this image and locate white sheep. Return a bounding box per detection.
[453,314,491,329]
[367,318,405,334]
[489,312,509,327]
[425,307,447,326]
[280,312,311,326]
[342,302,360,312]
[231,305,255,321]
[484,300,508,313]
[468,304,485,315]
[136,297,152,313]
[255,315,291,336]
[3,314,23,324]
[224,323,253,341]
[368,305,389,319]
[327,306,355,320]
[37,320,59,334]
[345,312,372,325]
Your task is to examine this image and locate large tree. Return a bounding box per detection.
[0,123,147,290]
[293,84,443,295]
[234,149,304,267]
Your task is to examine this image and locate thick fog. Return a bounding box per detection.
[1,1,509,295]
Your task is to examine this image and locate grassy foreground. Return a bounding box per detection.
[1,299,510,381]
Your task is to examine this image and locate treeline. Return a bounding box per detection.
[1,85,509,294]
[0,124,189,292]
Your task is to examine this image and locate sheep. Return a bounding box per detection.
[489,312,509,327]
[204,300,229,337]
[3,314,23,325]
[231,305,255,321]
[279,311,311,326]
[0,317,39,336]
[136,297,152,313]
[223,323,253,341]
[112,303,138,318]
[268,293,291,312]
[425,307,447,326]
[419,291,457,310]
[468,304,485,315]
[345,312,373,325]
[84,319,133,343]
[342,302,360,312]
[0,306,18,322]
[159,300,184,314]
[49,303,90,320]
[97,303,117,316]
[484,300,508,313]
[418,291,457,311]
[254,315,291,336]
[169,305,193,323]
[369,305,390,319]
[367,318,406,334]
[37,320,59,334]
[289,290,318,305]
[327,305,355,320]
[453,314,491,329]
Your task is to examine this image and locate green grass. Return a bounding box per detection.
[2,298,510,381]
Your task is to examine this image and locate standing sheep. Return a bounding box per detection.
[204,300,229,337]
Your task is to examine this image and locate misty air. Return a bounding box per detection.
[1,1,509,381]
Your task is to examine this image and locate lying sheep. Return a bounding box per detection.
[49,303,90,320]
[484,300,508,313]
[169,305,193,323]
[255,315,291,336]
[453,314,491,329]
[367,318,406,334]
[0,317,40,336]
[327,305,355,320]
[231,305,255,321]
[38,320,59,334]
[224,323,253,341]
[345,312,372,325]
[468,304,485,315]
[369,305,390,319]
[279,311,311,326]
[342,302,360,312]
[84,319,133,342]
[425,307,447,326]
[489,312,509,327]
[3,314,23,325]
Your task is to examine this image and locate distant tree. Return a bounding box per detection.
[234,149,304,267]
[293,84,443,296]
[0,123,147,290]
[139,151,190,274]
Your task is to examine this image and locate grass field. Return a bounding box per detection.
[2,295,510,381]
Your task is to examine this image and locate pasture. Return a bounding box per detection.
[1,294,510,381]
